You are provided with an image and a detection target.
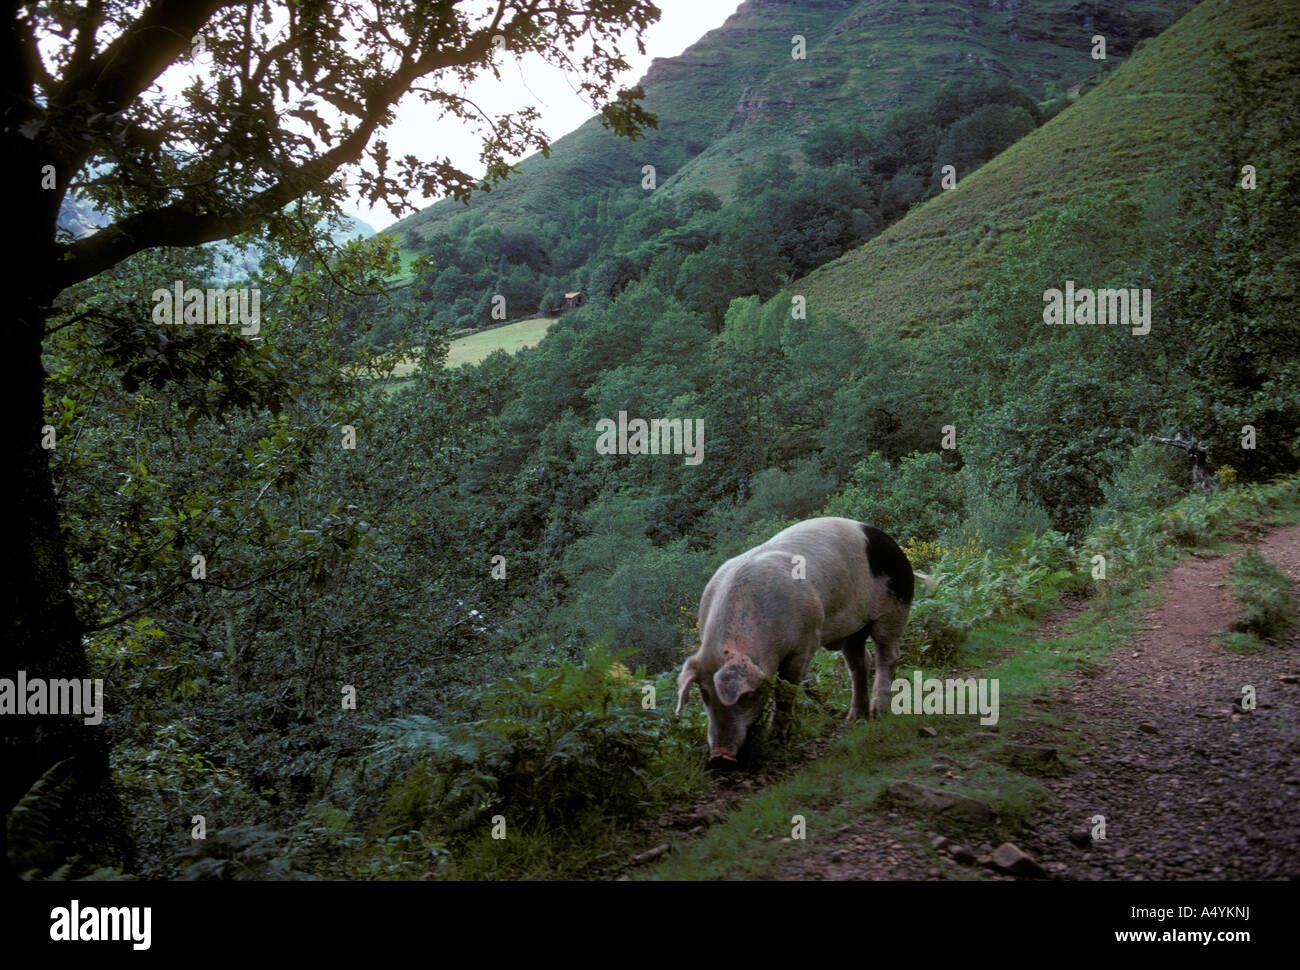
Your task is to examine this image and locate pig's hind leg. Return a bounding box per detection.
[840,626,872,721]
[868,612,907,719]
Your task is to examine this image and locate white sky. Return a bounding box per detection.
[352,0,742,230]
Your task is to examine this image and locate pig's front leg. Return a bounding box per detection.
[772,643,816,739]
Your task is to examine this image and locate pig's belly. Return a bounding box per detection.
[818,609,869,646]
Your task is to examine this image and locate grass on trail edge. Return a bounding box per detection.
[1219,548,1299,653]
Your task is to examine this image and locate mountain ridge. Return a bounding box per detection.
[388,0,1194,238]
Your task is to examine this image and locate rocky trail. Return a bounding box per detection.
[630,520,1300,881]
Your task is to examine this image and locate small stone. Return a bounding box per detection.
[950,844,978,865]
[631,843,670,865]
[931,836,951,851]
[884,781,995,823]
[1069,829,1093,848]
[1001,743,1060,764]
[1279,674,1300,684]
[1138,722,1159,735]
[990,842,1048,878]
[919,726,938,738]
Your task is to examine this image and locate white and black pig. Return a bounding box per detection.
[675,517,934,767]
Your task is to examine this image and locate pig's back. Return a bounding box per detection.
[701,517,907,648]
[760,517,912,640]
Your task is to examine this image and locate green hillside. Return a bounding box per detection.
[658,0,1193,203]
[801,0,1298,334]
[446,317,558,367]
[390,0,860,238]
[390,0,1193,240]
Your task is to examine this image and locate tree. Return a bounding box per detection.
[934,103,1037,181]
[803,121,874,182]
[4,0,659,874]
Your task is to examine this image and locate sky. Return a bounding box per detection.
[351,0,742,231]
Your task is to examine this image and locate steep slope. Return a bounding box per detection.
[390,0,1192,238]
[659,0,1193,202]
[390,0,861,238]
[799,0,1299,335]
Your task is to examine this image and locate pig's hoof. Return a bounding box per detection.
[846,708,864,722]
[707,756,740,773]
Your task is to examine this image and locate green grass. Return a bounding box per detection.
[388,245,425,285]
[1219,549,1297,651]
[445,317,557,367]
[355,318,559,391]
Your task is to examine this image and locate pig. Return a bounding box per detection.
[675,517,935,767]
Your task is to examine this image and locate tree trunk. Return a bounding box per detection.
[2,263,134,875]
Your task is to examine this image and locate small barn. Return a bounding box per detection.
[560,291,586,312]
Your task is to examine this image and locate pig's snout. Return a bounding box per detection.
[707,752,739,772]
[707,740,740,771]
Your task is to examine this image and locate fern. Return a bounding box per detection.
[6,759,73,877]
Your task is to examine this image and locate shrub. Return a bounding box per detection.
[1227,550,1297,643]
[957,467,1054,553]
[1091,442,1187,529]
[367,643,685,845]
[823,451,962,543]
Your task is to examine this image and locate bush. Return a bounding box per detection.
[1091,442,1187,529]
[1227,550,1297,643]
[367,643,685,845]
[899,530,1074,667]
[957,466,1054,553]
[823,451,962,543]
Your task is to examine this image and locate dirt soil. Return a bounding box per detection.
[643,522,1300,880]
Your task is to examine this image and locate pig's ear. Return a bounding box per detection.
[714,654,764,707]
[675,655,700,714]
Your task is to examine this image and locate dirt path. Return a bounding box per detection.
[772,522,1300,880]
